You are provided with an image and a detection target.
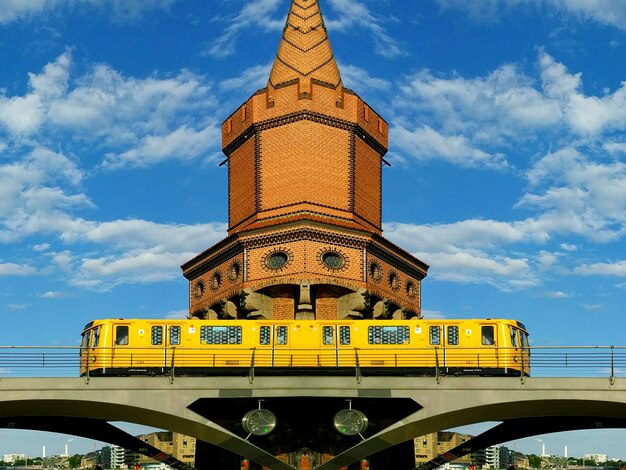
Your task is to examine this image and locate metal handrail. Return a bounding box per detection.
[1,345,626,381]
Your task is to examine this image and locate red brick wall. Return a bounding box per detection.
[228,138,256,230]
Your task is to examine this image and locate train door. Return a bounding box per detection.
[479,322,499,371]
[506,325,530,376]
[255,324,291,368]
[319,323,353,368]
[272,324,290,368]
[443,324,460,369]
[111,322,131,370]
[428,324,460,369]
[80,324,104,375]
[147,323,183,370]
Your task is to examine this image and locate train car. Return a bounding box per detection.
[80,318,530,377]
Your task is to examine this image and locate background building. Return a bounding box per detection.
[2,454,27,464]
[484,445,511,469]
[137,431,196,467]
[415,432,475,465]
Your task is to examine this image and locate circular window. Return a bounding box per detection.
[388,272,400,291]
[266,252,289,270]
[406,280,417,299]
[369,262,382,282]
[321,252,345,270]
[194,280,204,299]
[228,262,241,281]
[211,272,221,291]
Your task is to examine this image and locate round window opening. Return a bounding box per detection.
[194,281,204,299]
[370,262,382,281]
[322,252,345,270]
[211,272,221,290]
[267,252,289,270]
[229,262,241,281]
[389,272,400,290]
[406,281,416,298]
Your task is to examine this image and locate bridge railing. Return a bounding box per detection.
[0,345,625,381]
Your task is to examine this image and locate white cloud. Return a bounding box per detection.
[435,0,626,32]
[518,147,626,242]
[0,94,44,135]
[397,64,562,138]
[539,290,570,299]
[62,220,227,290]
[0,0,175,24]
[574,260,626,277]
[326,0,403,58]
[206,0,283,58]
[0,51,220,170]
[38,290,70,298]
[340,64,391,93]
[581,303,603,310]
[0,147,90,242]
[103,125,220,169]
[384,221,541,290]
[207,0,402,58]
[539,51,626,136]
[0,263,38,276]
[392,124,507,169]
[219,63,272,93]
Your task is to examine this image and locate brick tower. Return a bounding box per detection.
[181,0,428,321]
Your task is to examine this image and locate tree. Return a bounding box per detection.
[68,454,83,468]
[527,454,542,468]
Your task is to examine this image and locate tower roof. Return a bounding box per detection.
[268,0,342,93]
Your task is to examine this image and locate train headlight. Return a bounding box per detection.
[91,356,97,362]
[333,408,368,436]
[242,409,277,437]
[513,355,519,363]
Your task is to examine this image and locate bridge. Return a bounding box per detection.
[1,347,626,469]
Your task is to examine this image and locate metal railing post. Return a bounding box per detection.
[610,345,615,385]
[248,348,256,384]
[434,347,441,384]
[169,347,176,384]
[520,347,526,385]
[83,348,90,384]
[354,348,362,384]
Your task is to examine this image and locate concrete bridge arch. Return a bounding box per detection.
[1,376,625,470]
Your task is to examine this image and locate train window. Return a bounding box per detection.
[339,326,351,345]
[429,326,441,345]
[482,326,495,345]
[115,326,129,346]
[509,326,518,347]
[322,326,334,345]
[170,326,181,345]
[200,326,242,345]
[93,326,100,347]
[368,326,410,345]
[276,326,288,345]
[151,326,163,345]
[260,326,271,345]
[447,326,459,345]
[521,331,530,349]
[80,332,89,348]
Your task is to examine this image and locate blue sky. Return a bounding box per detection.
[1,0,626,461]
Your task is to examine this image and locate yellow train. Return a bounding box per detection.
[80,318,530,377]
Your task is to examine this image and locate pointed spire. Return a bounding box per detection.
[268,0,342,95]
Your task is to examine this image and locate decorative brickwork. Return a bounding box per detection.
[181,0,429,322]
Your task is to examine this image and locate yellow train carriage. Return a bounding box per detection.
[80,318,530,377]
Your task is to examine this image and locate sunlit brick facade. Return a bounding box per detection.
[181,0,428,320]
